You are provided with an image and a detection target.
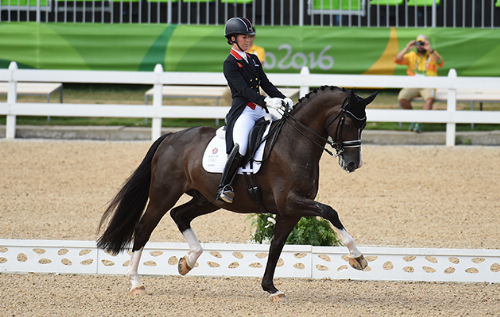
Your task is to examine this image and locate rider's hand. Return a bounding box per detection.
[264,97,284,110]
[283,97,294,110]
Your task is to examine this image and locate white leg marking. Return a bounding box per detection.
[127,248,144,290]
[270,290,285,297]
[182,228,203,268]
[334,228,362,258]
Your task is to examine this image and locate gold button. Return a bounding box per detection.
[250,79,253,82]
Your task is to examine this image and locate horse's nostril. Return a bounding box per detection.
[348,161,356,168]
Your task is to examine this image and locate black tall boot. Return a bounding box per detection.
[215,144,243,206]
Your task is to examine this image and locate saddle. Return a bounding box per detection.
[211,117,272,213]
[241,116,271,168]
[204,114,282,212]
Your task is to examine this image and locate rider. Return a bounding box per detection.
[215,17,293,206]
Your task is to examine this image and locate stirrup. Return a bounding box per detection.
[215,144,242,206]
[217,185,235,204]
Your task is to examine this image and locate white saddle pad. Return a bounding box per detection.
[202,123,271,174]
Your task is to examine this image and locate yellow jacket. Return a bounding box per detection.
[394,50,444,76]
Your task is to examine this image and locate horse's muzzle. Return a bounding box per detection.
[339,153,362,173]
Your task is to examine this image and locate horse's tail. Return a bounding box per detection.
[96,133,171,255]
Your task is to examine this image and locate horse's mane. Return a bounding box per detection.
[295,85,347,110]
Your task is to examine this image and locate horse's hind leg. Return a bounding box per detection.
[127,190,184,295]
[170,198,220,275]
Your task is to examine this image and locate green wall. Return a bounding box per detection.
[0,22,499,77]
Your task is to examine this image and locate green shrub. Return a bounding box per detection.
[248,213,341,246]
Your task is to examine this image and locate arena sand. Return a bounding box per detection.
[1,139,499,316]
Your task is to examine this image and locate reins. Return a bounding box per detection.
[255,89,365,163]
[277,93,362,158]
[281,108,338,157]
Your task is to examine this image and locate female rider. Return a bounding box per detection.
[215,17,293,206]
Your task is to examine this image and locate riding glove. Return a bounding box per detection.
[264,97,284,110]
[283,97,294,110]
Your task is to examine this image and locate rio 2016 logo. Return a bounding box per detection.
[264,44,334,70]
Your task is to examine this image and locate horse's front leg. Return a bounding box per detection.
[170,200,220,275]
[261,215,301,303]
[318,203,368,270]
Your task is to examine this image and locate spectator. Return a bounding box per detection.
[394,34,444,133]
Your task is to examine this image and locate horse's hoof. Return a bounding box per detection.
[270,291,288,303]
[178,256,193,276]
[348,254,368,270]
[130,286,147,296]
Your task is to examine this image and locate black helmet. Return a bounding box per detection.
[224,17,255,41]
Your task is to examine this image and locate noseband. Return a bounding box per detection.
[281,94,365,158]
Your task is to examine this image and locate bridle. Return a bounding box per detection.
[277,93,365,158]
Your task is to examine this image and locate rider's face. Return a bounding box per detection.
[233,34,252,51]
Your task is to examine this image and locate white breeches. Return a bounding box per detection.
[233,106,267,156]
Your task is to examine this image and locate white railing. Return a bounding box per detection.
[1,239,500,283]
[2,61,500,146]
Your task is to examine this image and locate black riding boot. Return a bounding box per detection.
[215,144,243,206]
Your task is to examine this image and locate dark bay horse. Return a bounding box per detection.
[97,86,377,302]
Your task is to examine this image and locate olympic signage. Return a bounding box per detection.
[264,44,334,71]
[1,24,499,77]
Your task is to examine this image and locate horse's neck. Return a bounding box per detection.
[273,95,333,161]
[290,94,333,139]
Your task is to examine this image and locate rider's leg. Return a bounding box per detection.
[215,106,266,205]
[215,144,243,205]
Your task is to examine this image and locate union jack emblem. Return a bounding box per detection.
[212,148,218,155]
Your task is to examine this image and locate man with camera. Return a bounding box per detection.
[394,34,444,133]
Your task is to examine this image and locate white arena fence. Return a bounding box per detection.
[1,239,499,283]
[1,61,500,146]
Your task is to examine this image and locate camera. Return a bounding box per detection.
[415,41,425,47]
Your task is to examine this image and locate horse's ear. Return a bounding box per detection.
[349,88,357,106]
[362,91,378,107]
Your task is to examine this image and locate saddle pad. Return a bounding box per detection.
[202,123,271,174]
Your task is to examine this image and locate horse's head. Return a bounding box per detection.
[327,89,377,173]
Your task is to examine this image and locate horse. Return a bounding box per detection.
[97,86,377,302]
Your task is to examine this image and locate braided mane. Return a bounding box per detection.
[296,85,347,108]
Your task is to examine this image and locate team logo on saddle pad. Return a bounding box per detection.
[212,148,218,155]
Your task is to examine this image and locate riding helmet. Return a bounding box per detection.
[224,17,255,43]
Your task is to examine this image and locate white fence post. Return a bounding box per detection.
[152,64,163,141]
[300,66,310,98]
[446,69,457,146]
[6,62,18,140]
